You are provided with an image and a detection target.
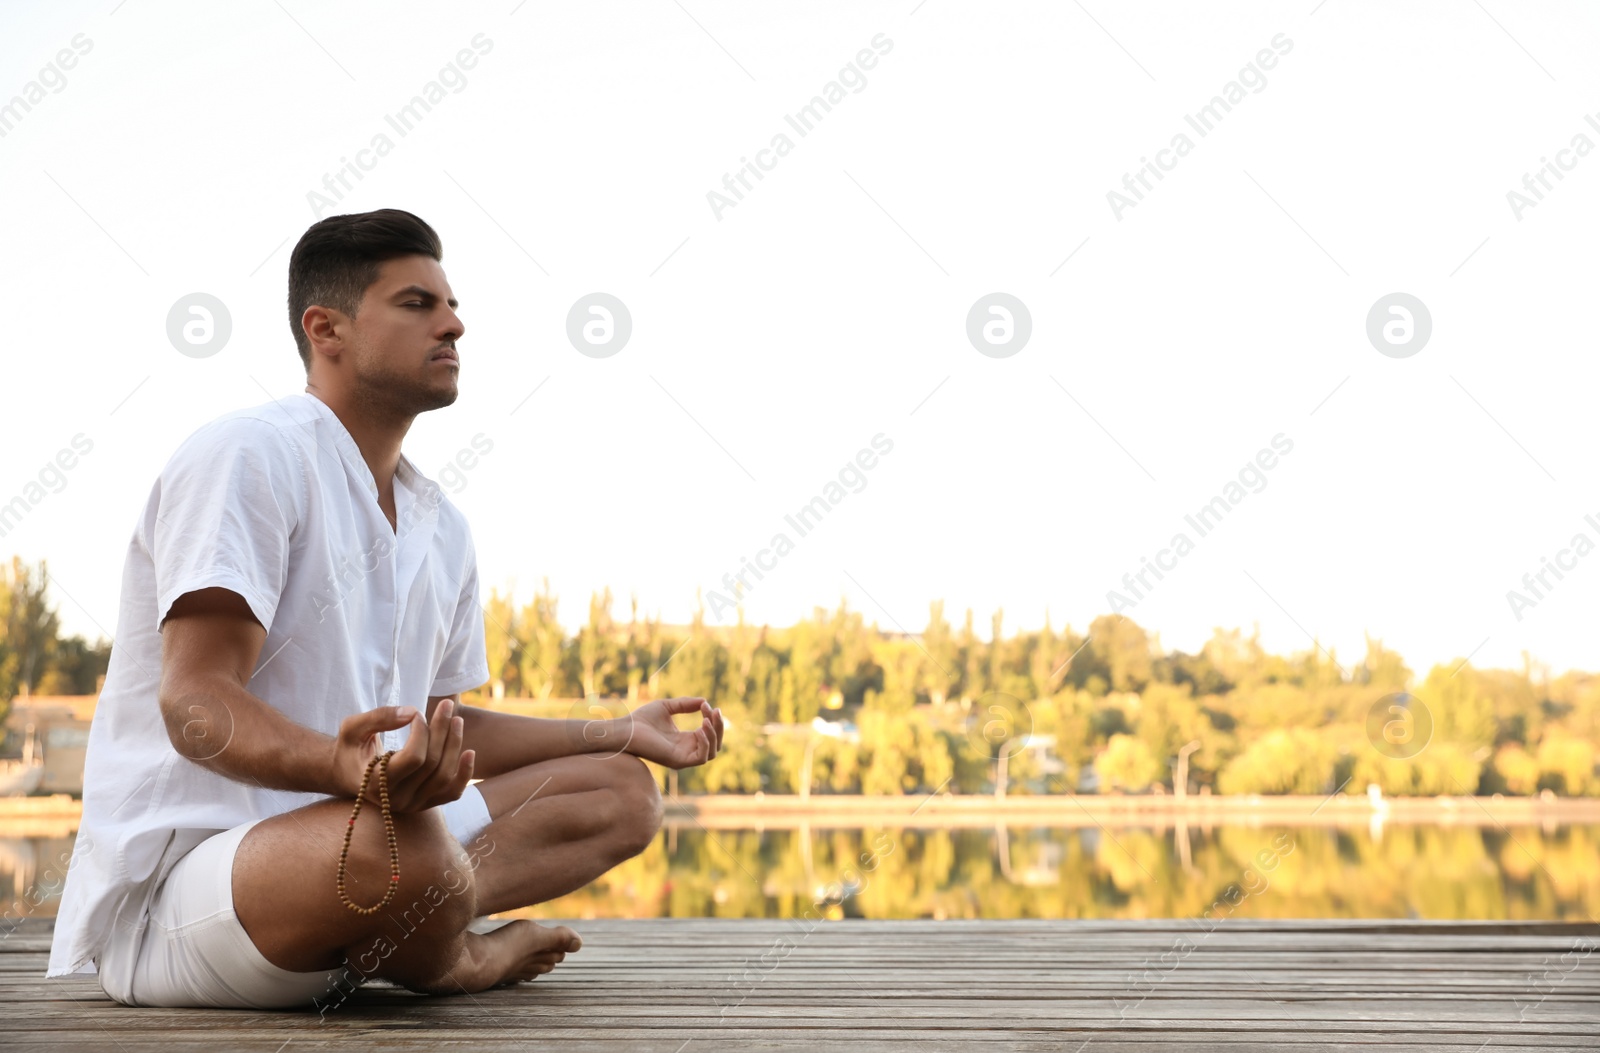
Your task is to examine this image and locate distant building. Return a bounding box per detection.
[3,695,97,796]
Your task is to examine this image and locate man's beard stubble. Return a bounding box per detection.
[352,351,459,420]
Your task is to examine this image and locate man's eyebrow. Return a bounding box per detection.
[393,284,459,308]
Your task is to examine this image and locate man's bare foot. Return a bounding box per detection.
[411,919,582,994]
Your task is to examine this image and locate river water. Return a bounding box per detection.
[5,822,1597,927]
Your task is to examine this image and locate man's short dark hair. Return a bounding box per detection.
[287,209,443,371]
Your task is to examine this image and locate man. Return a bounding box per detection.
[47,208,724,1008]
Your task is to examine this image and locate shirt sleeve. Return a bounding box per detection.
[430,519,490,696]
[149,417,304,635]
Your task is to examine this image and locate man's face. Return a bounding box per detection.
[344,255,464,413]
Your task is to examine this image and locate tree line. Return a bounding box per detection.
[3,561,1596,798]
[480,581,1600,798]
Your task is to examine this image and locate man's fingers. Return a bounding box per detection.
[423,698,454,774]
[433,712,466,794]
[408,704,463,807]
[703,702,723,752]
[395,699,453,794]
[421,728,472,810]
[695,700,722,757]
[342,705,416,745]
[441,747,476,808]
[386,710,432,786]
[661,696,706,715]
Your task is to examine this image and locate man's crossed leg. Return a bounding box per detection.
[233,742,667,995]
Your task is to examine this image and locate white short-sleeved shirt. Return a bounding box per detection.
[47,391,489,977]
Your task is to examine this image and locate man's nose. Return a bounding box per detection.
[440,309,464,342]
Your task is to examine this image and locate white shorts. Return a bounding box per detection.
[95,785,494,1009]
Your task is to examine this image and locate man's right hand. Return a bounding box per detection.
[333,699,476,812]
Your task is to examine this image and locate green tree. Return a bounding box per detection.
[723,609,759,710]
[987,608,1006,698]
[826,600,880,710]
[1357,634,1412,690]
[1414,664,1496,753]
[1094,734,1163,792]
[1133,682,1205,788]
[0,574,15,710]
[2,556,60,702]
[659,596,726,704]
[621,594,649,702]
[1089,615,1152,694]
[1536,730,1597,795]
[515,577,565,699]
[1044,689,1096,788]
[578,587,621,698]
[782,613,828,724]
[36,634,110,695]
[1484,742,1540,795]
[744,633,785,724]
[919,600,957,707]
[860,708,911,795]
[1202,626,1269,690]
[1216,728,1331,795]
[0,558,112,718]
[956,608,984,705]
[869,639,921,713]
[1025,613,1070,699]
[483,587,520,698]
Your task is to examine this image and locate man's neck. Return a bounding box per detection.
[305,383,412,502]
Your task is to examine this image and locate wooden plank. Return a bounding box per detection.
[4,919,1597,1051]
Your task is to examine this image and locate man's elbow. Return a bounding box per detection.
[158,682,237,763]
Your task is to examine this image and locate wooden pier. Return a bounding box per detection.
[4,917,1598,1051]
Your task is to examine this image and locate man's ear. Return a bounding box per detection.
[301,305,345,355]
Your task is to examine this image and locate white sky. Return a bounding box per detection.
[2,1,1598,680]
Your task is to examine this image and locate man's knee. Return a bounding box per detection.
[599,753,662,856]
[335,810,480,992]
[239,801,479,979]
[345,809,477,940]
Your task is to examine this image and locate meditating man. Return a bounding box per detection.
[47,208,724,1008]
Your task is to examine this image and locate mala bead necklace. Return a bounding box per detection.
[337,750,400,914]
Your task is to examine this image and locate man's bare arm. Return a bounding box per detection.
[161,587,473,808]
[428,694,724,779]
[425,695,621,778]
[159,587,351,794]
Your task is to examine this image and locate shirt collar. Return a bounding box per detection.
[299,391,442,507]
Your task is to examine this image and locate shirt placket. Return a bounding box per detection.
[388,479,415,709]
[389,468,441,713]
[335,427,404,743]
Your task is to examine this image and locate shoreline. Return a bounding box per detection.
[5,792,1599,834]
[665,792,1600,829]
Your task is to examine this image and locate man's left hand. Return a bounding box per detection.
[619,697,723,769]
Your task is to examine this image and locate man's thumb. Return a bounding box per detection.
[347,705,417,738]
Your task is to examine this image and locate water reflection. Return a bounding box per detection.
[519,822,1600,922]
[5,825,1598,924]
[0,833,76,928]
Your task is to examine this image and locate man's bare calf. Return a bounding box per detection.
[467,751,664,915]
